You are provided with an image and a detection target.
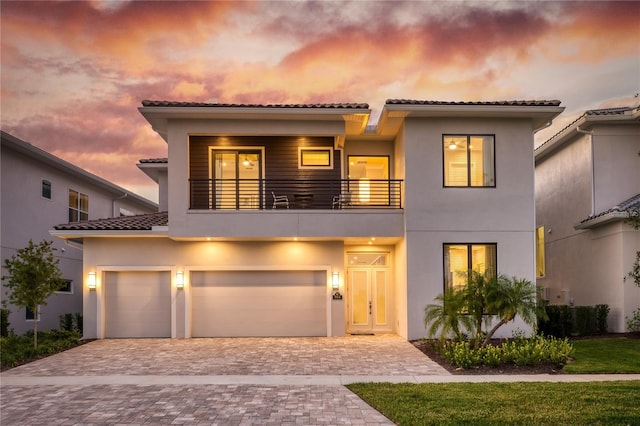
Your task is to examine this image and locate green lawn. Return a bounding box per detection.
[564,337,640,373]
[347,381,640,425]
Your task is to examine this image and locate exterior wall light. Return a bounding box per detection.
[332,272,340,290]
[176,271,184,289]
[87,272,96,290]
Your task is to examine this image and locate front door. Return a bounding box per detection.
[212,150,262,209]
[347,253,390,334]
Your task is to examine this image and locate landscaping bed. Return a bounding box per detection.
[412,339,565,375]
[412,333,640,375]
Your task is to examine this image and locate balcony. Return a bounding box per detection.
[189,179,403,210]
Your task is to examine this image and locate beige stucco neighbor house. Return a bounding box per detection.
[1,131,158,334]
[51,99,564,340]
[535,105,640,332]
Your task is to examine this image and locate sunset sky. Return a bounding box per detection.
[2,0,639,203]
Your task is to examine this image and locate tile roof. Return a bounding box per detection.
[54,212,168,231]
[579,193,640,225]
[585,106,637,116]
[385,99,562,107]
[139,158,168,163]
[537,105,639,152]
[141,100,369,109]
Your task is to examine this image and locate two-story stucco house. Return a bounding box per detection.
[50,99,564,340]
[1,131,158,334]
[535,105,640,332]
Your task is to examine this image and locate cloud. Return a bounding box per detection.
[1,1,638,196]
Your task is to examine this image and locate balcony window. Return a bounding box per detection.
[298,147,333,169]
[443,135,495,187]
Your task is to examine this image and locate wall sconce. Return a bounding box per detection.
[332,272,340,290]
[176,271,184,289]
[87,272,96,290]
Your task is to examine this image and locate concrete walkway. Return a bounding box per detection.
[2,335,639,425]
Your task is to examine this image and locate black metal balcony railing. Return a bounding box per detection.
[189,179,403,210]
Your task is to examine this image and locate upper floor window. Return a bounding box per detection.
[443,135,495,187]
[444,243,497,291]
[68,189,88,222]
[42,179,52,199]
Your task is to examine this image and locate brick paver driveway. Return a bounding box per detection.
[1,335,448,425]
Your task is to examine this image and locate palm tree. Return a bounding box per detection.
[481,276,544,347]
[423,287,473,341]
[462,270,508,348]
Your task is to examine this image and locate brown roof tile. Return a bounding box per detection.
[141,100,369,109]
[139,158,168,163]
[54,212,168,231]
[386,99,562,107]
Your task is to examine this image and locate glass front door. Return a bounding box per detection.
[347,253,390,334]
[213,150,262,209]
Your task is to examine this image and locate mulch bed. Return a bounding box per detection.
[411,339,565,375]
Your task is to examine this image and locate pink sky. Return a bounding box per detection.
[2,0,639,203]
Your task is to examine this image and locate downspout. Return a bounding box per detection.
[113,192,129,217]
[576,125,595,216]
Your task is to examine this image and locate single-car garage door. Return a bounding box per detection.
[104,271,171,338]
[191,270,327,337]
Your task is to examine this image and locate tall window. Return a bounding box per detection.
[42,179,52,199]
[69,189,89,222]
[444,243,497,290]
[536,226,545,278]
[443,135,495,187]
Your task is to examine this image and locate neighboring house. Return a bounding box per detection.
[535,106,640,332]
[0,131,158,334]
[51,99,563,340]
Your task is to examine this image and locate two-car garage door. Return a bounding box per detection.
[103,270,327,338]
[190,270,327,337]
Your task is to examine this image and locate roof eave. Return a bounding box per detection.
[2,131,158,211]
[138,106,371,142]
[574,211,627,230]
[50,229,169,240]
[377,104,564,137]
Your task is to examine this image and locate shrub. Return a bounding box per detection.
[627,308,640,333]
[74,312,83,332]
[595,304,610,334]
[433,335,573,369]
[0,329,81,369]
[538,305,609,338]
[574,306,596,336]
[0,306,10,337]
[59,313,74,331]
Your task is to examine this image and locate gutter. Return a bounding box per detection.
[113,192,129,217]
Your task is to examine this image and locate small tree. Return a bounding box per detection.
[625,208,640,287]
[2,240,65,347]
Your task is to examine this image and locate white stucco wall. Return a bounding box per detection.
[535,122,640,332]
[1,141,156,334]
[402,117,538,340]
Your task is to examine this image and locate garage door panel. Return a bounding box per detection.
[104,271,171,338]
[191,270,327,337]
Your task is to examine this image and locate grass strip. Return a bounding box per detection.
[347,381,640,425]
[564,337,640,373]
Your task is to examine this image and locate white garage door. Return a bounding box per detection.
[191,270,327,337]
[104,271,171,338]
